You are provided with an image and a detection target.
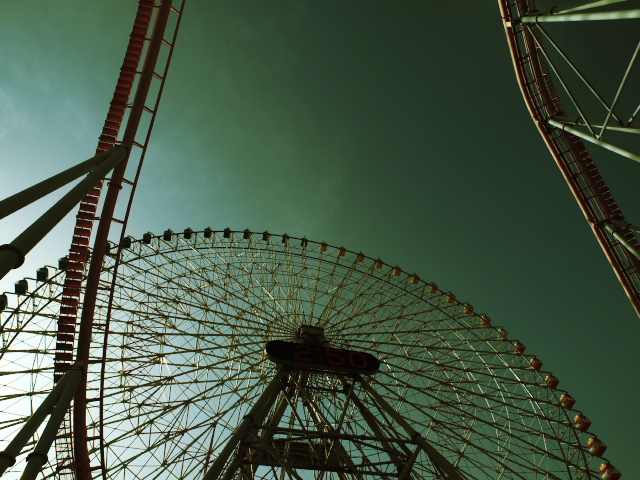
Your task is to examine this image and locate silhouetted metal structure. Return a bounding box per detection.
[0,2,626,479]
[500,0,640,321]
[0,230,619,479]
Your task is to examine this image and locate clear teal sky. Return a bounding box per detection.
[1,0,639,474]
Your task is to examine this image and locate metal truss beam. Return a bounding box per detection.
[202,367,468,480]
[521,8,640,22]
[354,374,466,480]
[552,116,640,134]
[547,117,640,163]
[203,368,288,480]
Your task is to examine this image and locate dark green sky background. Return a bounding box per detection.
[2,0,638,474]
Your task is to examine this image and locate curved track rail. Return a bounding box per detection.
[52,1,187,478]
[499,0,640,316]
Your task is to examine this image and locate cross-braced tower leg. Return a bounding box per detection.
[203,364,466,480]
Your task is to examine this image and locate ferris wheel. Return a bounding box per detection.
[499,0,640,314]
[0,229,620,479]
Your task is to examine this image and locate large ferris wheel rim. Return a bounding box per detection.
[498,0,640,317]
[0,227,619,479]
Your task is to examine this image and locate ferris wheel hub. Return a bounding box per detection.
[296,324,329,347]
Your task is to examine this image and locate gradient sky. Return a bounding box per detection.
[1,0,639,474]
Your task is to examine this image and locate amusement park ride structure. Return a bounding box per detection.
[0,0,634,479]
[1,1,186,478]
[499,0,640,315]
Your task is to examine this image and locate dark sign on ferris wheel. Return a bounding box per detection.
[265,340,381,375]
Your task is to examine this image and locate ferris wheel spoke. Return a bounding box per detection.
[378,369,545,437]
[320,264,388,328]
[105,330,266,363]
[174,238,295,326]
[378,364,564,436]
[100,389,247,441]
[107,281,275,339]
[1,312,60,361]
[102,416,236,479]
[329,292,447,341]
[99,365,264,412]
[372,372,574,475]
[383,338,530,393]
[277,242,310,322]
[119,250,292,334]
[306,248,339,319]
[100,355,269,413]
[106,414,216,471]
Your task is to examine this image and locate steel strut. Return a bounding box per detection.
[203,368,289,480]
[0,367,83,479]
[499,0,640,315]
[0,147,127,281]
[353,374,466,480]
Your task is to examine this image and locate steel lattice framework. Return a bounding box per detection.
[499,0,640,317]
[0,229,619,479]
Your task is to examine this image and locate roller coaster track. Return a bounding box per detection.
[51,1,187,478]
[499,0,640,316]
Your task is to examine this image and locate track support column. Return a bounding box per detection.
[0,367,83,478]
[0,146,128,281]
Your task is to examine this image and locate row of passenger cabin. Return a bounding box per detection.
[102,228,334,253]
[5,267,52,298]
[111,228,319,249]
[0,266,52,310]
[600,463,622,480]
[111,228,301,244]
